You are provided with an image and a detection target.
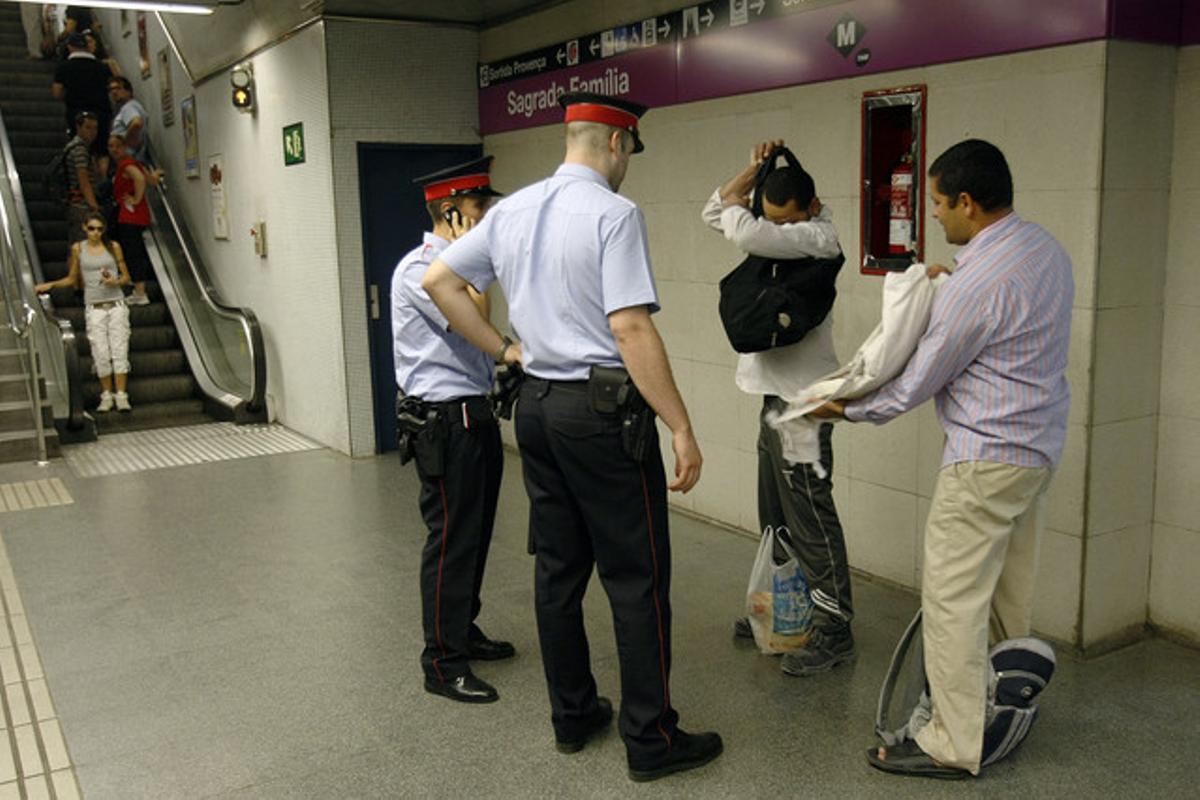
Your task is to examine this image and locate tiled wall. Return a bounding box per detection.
[323,19,482,457]
[93,15,350,452]
[481,6,1108,644]
[1152,45,1200,642]
[1083,42,1176,649]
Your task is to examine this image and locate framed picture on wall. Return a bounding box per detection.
[181,96,199,178]
[137,12,151,78]
[208,154,229,240]
[158,49,174,127]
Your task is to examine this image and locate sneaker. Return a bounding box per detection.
[96,391,114,412]
[114,391,132,412]
[628,730,724,782]
[781,627,856,677]
[733,617,754,640]
[126,292,150,306]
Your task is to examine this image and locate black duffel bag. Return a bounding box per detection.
[717,147,843,354]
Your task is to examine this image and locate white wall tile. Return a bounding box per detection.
[1087,415,1158,536]
[1082,525,1151,646]
[690,363,742,452]
[1164,189,1200,307]
[849,411,918,494]
[1148,523,1200,640]
[1032,528,1082,643]
[845,480,917,589]
[1159,305,1200,421]
[1095,190,1170,310]
[1067,308,1094,425]
[1155,415,1200,530]
[1045,425,1088,536]
[1091,305,1164,424]
[915,402,944,499]
[1102,42,1177,192]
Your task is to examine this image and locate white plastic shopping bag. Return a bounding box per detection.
[745,525,814,654]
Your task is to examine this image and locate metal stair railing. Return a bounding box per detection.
[0,108,88,453]
[142,172,266,422]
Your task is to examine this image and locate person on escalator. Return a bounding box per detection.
[107,133,153,305]
[35,211,133,413]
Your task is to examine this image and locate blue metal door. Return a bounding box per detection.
[358,143,482,453]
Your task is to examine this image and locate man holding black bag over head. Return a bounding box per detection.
[422,92,723,783]
[702,140,856,677]
[391,156,517,705]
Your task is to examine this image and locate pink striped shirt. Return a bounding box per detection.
[845,213,1073,469]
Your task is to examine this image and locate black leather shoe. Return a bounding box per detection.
[628,730,724,782]
[424,673,498,704]
[555,696,614,754]
[468,636,516,661]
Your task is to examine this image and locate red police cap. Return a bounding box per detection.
[559,92,647,153]
[413,156,502,202]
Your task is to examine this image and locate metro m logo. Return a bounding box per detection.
[827,13,868,57]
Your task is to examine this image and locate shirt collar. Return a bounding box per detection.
[67,51,96,61]
[954,211,1020,268]
[423,231,450,249]
[555,163,609,187]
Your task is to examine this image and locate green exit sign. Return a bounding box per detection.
[282,122,305,166]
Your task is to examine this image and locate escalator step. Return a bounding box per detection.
[93,398,212,435]
[81,349,188,379]
[83,373,198,405]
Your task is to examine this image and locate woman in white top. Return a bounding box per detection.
[36,211,134,412]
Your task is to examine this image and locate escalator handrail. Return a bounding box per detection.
[146,180,266,412]
[0,109,86,429]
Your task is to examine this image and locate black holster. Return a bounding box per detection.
[396,394,446,477]
[587,366,656,462]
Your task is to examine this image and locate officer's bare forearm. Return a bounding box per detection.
[422,259,506,355]
[609,306,691,434]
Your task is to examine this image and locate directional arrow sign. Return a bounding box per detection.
[556,48,565,64]
[589,38,599,55]
[750,0,765,14]
[659,19,671,37]
[701,8,714,27]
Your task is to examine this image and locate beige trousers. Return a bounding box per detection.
[914,461,1051,774]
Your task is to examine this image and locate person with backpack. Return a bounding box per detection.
[809,139,1073,779]
[701,140,855,677]
[51,110,101,246]
[36,212,134,413]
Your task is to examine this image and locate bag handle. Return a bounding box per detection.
[750,145,805,218]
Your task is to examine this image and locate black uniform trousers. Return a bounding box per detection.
[414,397,503,682]
[758,395,854,629]
[515,378,679,760]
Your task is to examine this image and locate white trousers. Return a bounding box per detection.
[914,460,1051,774]
[86,304,131,378]
[21,6,45,58]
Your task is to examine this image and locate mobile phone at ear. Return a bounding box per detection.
[443,207,462,226]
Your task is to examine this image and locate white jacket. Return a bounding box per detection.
[769,263,947,469]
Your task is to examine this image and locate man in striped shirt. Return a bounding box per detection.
[812,139,1073,778]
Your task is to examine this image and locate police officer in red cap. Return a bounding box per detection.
[391,156,516,704]
[423,94,723,781]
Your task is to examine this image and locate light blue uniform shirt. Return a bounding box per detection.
[439,163,659,381]
[110,98,149,162]
[391,233,493,402]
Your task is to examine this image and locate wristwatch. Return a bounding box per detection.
[493,335,514,363]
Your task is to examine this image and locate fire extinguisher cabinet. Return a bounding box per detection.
[861,85,927,275]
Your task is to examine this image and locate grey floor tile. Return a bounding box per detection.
[0,449,1194,798]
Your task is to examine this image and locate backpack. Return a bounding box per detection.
[875,609,1056,768]
[717,146,842,353]
[43,145,70,206]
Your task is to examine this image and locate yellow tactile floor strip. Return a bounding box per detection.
[0,535,80,799]
[0,481,72,515]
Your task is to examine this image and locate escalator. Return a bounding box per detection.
[0,7,265,453]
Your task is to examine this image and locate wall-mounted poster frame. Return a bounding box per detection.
[860,85,927,275]
[181,96,199,178]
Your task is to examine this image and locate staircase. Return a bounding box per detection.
[0,327,58,462]
[0,7,212,435]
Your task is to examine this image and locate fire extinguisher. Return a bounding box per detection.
[888,154,914,255]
